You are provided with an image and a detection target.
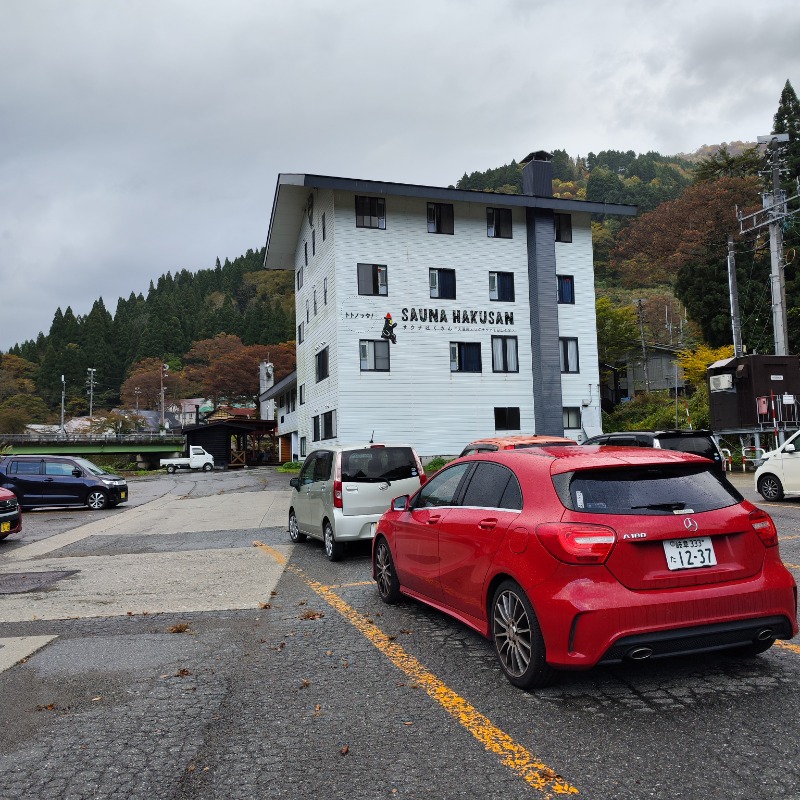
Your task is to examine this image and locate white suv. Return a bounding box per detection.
[288,444,426,561]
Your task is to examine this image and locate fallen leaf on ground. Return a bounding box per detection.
[340,745,349,755]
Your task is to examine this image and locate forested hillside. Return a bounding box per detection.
[2,80,799,434]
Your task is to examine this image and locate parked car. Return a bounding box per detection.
[754,428,800,500]
[459,434,576,457]
[581,429,725,475]
[0,487,22,540]
[0,455,128,510]
[288,444,426,561]
[372,446,797,690]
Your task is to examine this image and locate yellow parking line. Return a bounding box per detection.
[254,541,578,796]
[291,565,578,797]
[326,581,374,589]
[775,640,800,655]
[784,563,800,570]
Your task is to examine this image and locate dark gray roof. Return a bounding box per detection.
[263,173,637,270]
[259,370,297,402]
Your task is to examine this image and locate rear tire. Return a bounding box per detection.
[202,463,213,472]
[758,474,784,501]
[491,580,556,690]
[166,464,177,474]
[288,509,307,543]
[323,521,344,562]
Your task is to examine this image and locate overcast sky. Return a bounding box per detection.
[2,0,799,352]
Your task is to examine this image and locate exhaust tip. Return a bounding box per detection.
[627,646,654,661]
[756,627,775,642]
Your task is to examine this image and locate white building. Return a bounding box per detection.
[262,153,636,458]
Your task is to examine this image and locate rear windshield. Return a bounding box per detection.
[553,465,741,515]
[657,435,718,460]
[341,447,418,482]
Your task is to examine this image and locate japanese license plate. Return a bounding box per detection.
[663,536,717,570]
[120,490,127,501]
[1,522,9,533]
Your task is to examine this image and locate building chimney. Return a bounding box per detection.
[521,150,553,197]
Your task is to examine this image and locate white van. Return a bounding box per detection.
[754,430,800,500]
[288,444,426,561]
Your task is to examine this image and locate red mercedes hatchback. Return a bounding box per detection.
[372,446,798,689]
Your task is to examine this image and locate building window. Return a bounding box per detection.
[563,407,581,429]
[555,213,572,243]
[300,437,307,457]
[360,340,390,371]
[315,347,330,382]
[312,411,336,441]
[297,322,304,343]
[489,271,515,302]
[557,275,575,304]
[312,229,316,256]
[289,388,296,412]
[450,342,482,373]
[313,288,318,315]
[494,407,521,430]
[357,263,388,296]
[487,207,512,239]
[429,268,456,299]
[559,337,579,373]
[306,300,310,323]
[300,384,305,405]
[304,242,308,266]
[427,202,454,234]
[322,212,326,241]
[278,393,285,409]
[355,196,386,229]
[296,266,303,290]
[491,336,518,372]
[323,277,328,304]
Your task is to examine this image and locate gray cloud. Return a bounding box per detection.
[2,0,798,349]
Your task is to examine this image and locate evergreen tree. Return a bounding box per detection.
[773,79,800,182]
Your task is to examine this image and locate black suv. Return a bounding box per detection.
[0,455,128,510]
[581,430,725,475]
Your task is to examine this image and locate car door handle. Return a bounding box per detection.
[44,478,54,482]
[427,515,441,524]
[479,518,498,530]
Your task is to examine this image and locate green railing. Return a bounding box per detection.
[0,433,186,455]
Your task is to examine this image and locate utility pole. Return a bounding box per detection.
[60,375,66,438]
[727,236,743,357]
[86,367,96,417]
[636,298,650,392]
[739,133,797,356]
[134,386,141,412]
[160,363,169,429]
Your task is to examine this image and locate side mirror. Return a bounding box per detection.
[785,443,796,454]
[392,495,409,512]
[72,468,82,477]
[289,477,300,490]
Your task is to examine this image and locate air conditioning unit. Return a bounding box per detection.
[710,373,734,392]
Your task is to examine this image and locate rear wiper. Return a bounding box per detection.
[630,502,686,511]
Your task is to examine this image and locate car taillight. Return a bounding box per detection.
[749,508,778,547]
[536,522,617,565]
[333,480,343,509]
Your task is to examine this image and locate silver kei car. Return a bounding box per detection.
[288,444,426,561]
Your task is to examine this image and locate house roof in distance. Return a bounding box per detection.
[263,172,637,271]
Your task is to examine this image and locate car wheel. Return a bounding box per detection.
[288,509,307,543]
[323,521,344,562]
[491,580,556,690]
[758,474,784,501]
[202,463,213,472]
[166,464,176,474]
[86,490,109,510]
[374,538,401,604]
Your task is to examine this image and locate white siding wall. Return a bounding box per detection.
[292,190,599,456]
[333,192,533,456]
[556,212,601,439]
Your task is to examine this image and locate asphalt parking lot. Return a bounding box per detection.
[0,467,799,799]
